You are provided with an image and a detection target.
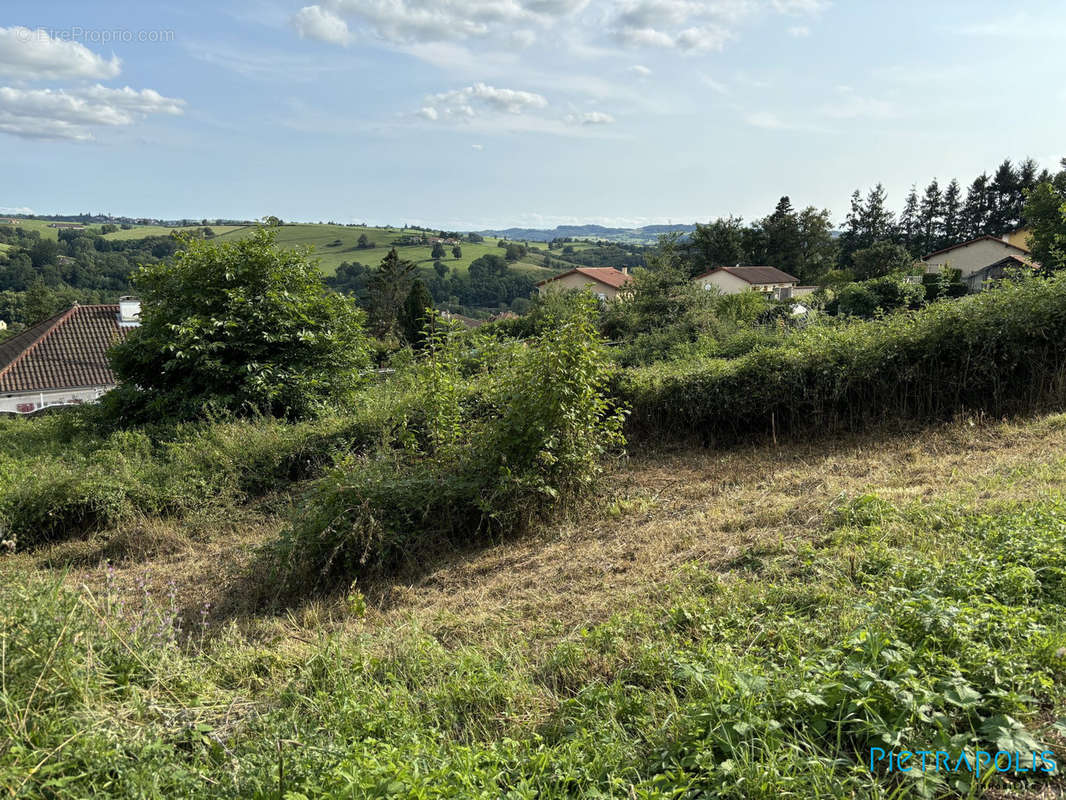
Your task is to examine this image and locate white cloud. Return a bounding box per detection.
[744,110,789,129]
[420,82,548,120]
[788,24,810,36]
[823,87,896,119]
[0,26,122,80]
[697,72,728,93]
[771,0,829,13]
[292,5,352,45]
[608,0,825,52]
[510,29,537,47]
[565,110,615,124]
[0,206,33,215]
[0,84,185,141]
[291,0,587,46]
[471,143,484,150]
[627,64,652,77]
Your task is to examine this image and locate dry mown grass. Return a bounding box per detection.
[10,412,1066,650]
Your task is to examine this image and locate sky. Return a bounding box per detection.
[0,0,1064,230]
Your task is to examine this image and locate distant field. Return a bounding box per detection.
[103,225,245,241]
[214,224,558,279]
[6,219,580,279]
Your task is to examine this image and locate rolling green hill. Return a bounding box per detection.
[210,224,563,279]
[10,219,582,281]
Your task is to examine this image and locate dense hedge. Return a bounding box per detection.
[618,274,1066,442]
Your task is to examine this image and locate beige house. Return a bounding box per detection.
[922,235,1035,292]
[1003,227,1033,251]
[535,267,633,300]
[693,266,806,299]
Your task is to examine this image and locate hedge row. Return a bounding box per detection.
[617,274,1066,442]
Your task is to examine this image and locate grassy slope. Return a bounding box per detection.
[103,224,244,240]
[5,413,1066,796]
[212,224,562,278]
[11,219,570,279]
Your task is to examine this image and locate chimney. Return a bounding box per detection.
[118,296,141,326]
[621,267,629,275]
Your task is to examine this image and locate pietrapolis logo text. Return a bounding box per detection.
[870,748,1057,777]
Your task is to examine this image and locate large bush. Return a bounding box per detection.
[107,228,369,422]
[620,273,1066,442]
[278,296,625,588]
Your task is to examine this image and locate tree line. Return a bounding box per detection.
[684,156,1065,284]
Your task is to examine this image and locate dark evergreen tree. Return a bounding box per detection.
[961,174,993,239]
[762,196,802,277]
[918,179,943,255]
[367,248,416,336]
[941,179,963,249]
[897,186,921,255]
[399,278,434,347]
[989,159,1020,234]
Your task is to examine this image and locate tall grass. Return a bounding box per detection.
[4,495,1066,797]
[0,380,421,550]
[619,274,1066,442]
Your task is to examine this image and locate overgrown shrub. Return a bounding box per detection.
[106,228,370,423]
[0,389,421,549]
[277,297,625,589]
[620,273,1066,442]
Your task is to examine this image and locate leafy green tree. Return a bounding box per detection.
[1024,180,1066,272]
[851,241,915,280]
[29,239,59,269]
[23,281,58,323]
[795,207,838,281]
[504,243,526,262]
[452,245,462,259]
[686,216,747,275]
[431,242,446,259]
[106,228,369,422]
[400,278,434,347]
[434,260,448,278]
[368,248,417,336]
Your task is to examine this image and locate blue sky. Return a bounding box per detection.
[1,1,1064,230]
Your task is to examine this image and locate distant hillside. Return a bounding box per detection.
[479,223,696,244]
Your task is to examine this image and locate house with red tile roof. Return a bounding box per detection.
[534,267,633,300]
[0,298,140,414]
[693,266,811,299]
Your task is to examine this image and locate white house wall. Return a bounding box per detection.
[0,386,112,414]
[923,239,1025,279]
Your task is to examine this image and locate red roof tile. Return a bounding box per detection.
[693,266,799,285]
[535,267,633,289]
[0,305,132,393]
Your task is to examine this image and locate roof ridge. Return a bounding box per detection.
[0,305,80,386]
[924,234,1030,259]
